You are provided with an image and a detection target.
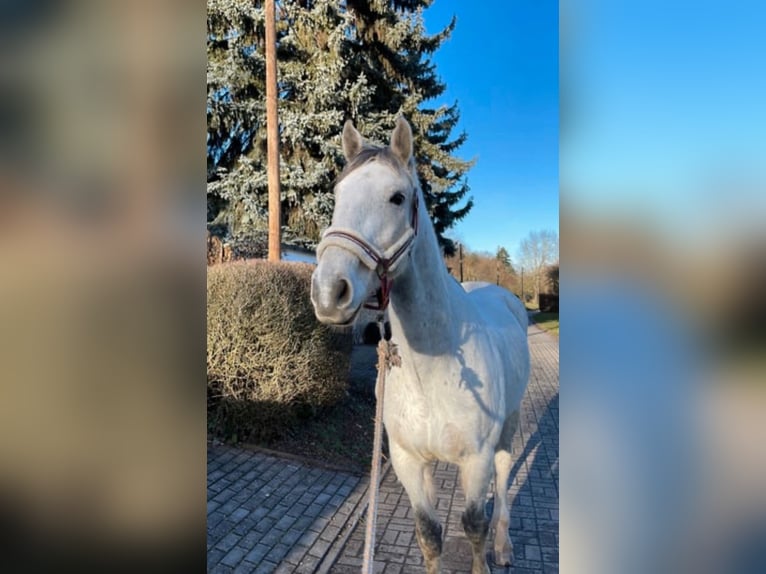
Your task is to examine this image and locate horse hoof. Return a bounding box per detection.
[492,548,513,567]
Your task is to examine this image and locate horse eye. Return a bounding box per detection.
[390,192,405,206]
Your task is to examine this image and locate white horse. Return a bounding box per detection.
[311,118,530,574]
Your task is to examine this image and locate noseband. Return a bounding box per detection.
[316,192,419,311]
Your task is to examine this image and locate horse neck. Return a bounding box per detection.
[387,188,460,353]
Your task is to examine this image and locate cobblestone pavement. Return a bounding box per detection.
[207,445,373,574]
[208,320,558,573]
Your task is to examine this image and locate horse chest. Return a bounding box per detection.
[382,364,493,462]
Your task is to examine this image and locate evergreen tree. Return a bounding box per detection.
[207,0,473,250]
[208,0,375,240]
[274,0,377,240]
[207,0,267,232]
[496,246,513,273]
[345,0,473,255]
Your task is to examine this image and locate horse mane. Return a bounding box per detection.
[336,144,413,187]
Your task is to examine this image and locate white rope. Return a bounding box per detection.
[362,319,399,573]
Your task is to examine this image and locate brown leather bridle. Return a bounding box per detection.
[317,192,419,311]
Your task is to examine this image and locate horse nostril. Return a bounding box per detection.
[336,278,352,308]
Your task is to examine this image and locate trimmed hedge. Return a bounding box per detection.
[207,261,352,442]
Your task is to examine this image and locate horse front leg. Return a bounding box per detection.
[459,453,494,574]
[389,442,442,574]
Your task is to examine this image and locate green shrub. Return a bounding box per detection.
[207,261,352,442]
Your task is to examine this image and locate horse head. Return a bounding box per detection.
[311,117,420,325]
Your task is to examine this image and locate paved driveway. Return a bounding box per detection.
[208,320,559,573]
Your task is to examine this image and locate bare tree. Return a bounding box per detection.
[517,230,559,301]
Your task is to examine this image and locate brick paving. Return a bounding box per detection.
[208,319,558,573]
[207,447,370,573]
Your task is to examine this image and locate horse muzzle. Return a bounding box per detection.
[311,248,370,325]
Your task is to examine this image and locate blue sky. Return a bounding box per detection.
[423,0,559,258]
[563,1,766,240]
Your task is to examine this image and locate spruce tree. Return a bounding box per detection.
[496,246,513,273]
[207,0,267,233]
[274,0,379,241]
[207,0,473,251]
[345,0,473,255]
[208,0,375,241]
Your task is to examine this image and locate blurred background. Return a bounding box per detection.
[0,0,206,571]
[561,1,765,573]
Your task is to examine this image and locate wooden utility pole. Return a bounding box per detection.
[265,0,281,261]
[458,243,464,283]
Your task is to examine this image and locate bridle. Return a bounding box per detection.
[316,190,419,311]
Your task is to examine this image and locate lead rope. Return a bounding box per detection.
[362,316,400,573]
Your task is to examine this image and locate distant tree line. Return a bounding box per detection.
[444,229,559,304]
[444,245,519,294]
[207,0,473,255]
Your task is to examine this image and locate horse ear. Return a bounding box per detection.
[390,116,413,165]
[342,120,363,162]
